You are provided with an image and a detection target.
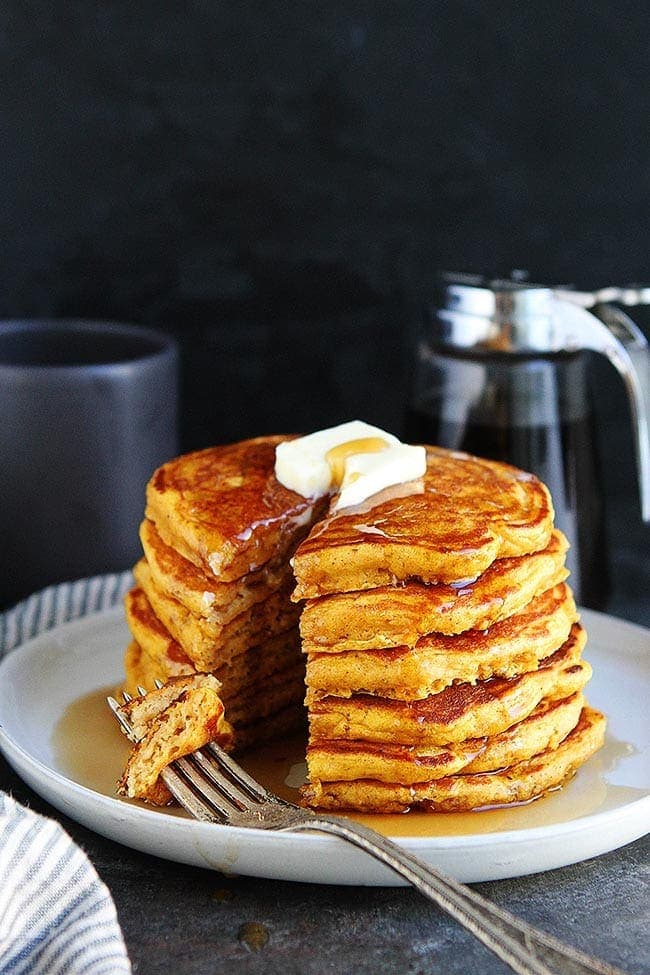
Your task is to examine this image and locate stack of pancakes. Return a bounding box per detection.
[122,436,326,751]
[121,435,605,814]
[291,446,606,813]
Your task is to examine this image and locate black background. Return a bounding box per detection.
[2,1,648,616]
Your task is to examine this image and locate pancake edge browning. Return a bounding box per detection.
[140,517,295,625]
[134,559,300,670]
[300,530,570,652]
[302,706,606,813]
[145,436,326,582]
[307,624,589,746]
[292,447,554,598]
[305,582,578,699]
[306,691,585,785]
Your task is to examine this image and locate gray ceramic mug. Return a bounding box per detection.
[0,319,179,608]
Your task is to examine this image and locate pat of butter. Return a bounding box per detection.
[333,442,426,510]
[274,420,426,510]
[275,421,398,497]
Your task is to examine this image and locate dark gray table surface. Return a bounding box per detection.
[1,753,647,975]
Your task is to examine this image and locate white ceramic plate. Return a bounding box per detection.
[0,607,648,885]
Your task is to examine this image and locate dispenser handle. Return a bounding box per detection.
[553,298,650,521]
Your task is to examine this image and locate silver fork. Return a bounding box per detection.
[108,690,626,975]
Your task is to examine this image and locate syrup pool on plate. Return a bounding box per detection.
[52,686,637,839]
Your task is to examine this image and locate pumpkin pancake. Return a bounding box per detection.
[124,636,306,750]
[145,436,326,581]
[303,706,606,813]
[140,517,294,625]
[305,583,578,699]
[124,640,194,693]
[291,446,554,599]
[307,624,589,746]
[124,621,303,702]
[124,585,301,679]
[117,674,232,806]
[125,586,196,677]
[462,691,585,774]
[133,558,300,670]
[306,691,585,785]
[300,530,569,654]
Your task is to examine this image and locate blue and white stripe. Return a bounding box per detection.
[0,572,133,657]
[0,794,131,973]
[0,575,133,972]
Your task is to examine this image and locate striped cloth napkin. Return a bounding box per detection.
[0,573,133,974]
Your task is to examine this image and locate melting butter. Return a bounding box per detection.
[275,420,426,511]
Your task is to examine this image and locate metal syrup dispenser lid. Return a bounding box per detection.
[431,273,650,520]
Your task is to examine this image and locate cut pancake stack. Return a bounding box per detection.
[122,436,326,752]
[120,434,605,814]
[291,446,606,813]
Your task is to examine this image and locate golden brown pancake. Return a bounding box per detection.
[292,446,554,598]
[125,587,196,675]
[303,706,606,813]
[300,530,569,654]
[307,691,585,785]
[307,624,589,746]
[305,583,578,699]
[140,518,294,625]
[124,620,304,693]
[145,436,326,581]
[134,558,300,670]
[124,640,195,695]
[123,639,306,752]
[462,691,585,773]
[125,585,301,679]
[117,675,232,806]
[123,579,306,752]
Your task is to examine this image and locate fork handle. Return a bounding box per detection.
[291,816,625,975]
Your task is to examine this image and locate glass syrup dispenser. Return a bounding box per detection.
[407,274,650,609]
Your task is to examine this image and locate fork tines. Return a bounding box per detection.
[107,689,275,824]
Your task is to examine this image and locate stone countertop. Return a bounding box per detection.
[0,753,647,975]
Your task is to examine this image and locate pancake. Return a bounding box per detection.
[302,706,606,813]
[125,587,197,676]
[300,530,569,654]
[125,585,302,680]
[117,675,233,806]
[462,691,585,774]
[134,558,300,670]
[145,436,326,581]
[233,704,306,754]
[123,639,306,751]
[124,621,304,694]
[305,583,578,699]
[124,640,195,694]
[140,518,294,625]
[123,580,306,751]
[306,691,585,785]
[291,446,554,599]
[307,624,589,746]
